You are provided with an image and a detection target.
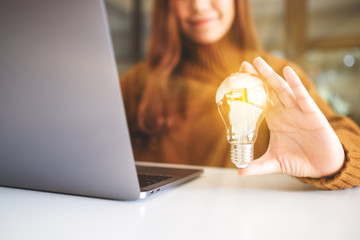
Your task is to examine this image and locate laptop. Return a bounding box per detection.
[0,0,203,200]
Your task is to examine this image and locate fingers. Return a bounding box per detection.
[238,155,281,176]
[239,60,282,109]
[239,61,259,75]
[283,66,318,113]
[268,89,282,109]
[253,57,297,109]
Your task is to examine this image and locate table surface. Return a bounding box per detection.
[1,164,360,240]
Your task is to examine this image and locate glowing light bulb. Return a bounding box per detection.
[216,72,268,168]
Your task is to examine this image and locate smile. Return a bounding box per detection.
[189,17,218,27]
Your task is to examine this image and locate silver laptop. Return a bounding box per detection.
[0,0,203,200]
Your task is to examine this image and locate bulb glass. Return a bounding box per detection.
[216,72,268,168]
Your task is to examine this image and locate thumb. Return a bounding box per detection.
[237,154,281,176]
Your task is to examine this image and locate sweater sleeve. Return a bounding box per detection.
[287,63,360,190]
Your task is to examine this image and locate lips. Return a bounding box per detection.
[189,17,217,26]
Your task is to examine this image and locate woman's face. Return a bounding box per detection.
[173,0,235,44]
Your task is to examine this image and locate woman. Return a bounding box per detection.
[120,0,360,189]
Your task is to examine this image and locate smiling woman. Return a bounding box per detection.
[118,0,360,190]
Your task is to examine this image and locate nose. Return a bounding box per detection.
[190,0,212,13]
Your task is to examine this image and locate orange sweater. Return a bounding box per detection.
[120,34,360,190]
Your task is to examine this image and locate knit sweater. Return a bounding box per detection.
[120,33,360,190]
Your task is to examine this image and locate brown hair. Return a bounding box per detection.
[138,0,260,133]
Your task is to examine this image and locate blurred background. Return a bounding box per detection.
[105,0,360,125]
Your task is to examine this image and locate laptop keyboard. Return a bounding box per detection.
[138,174,172,188]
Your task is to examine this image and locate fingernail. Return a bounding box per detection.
[283,66,297,77]
[254,57,273,75]
[239,61,248,72]
[254,56,266,64]
[240,61,249,67]
[283,65,295,74]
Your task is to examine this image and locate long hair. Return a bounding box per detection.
[138,0,260,134]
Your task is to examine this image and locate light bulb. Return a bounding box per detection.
[216,72,268,168]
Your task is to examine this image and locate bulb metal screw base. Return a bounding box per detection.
[230,144,254,168]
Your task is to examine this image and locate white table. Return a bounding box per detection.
[1,165,359,240]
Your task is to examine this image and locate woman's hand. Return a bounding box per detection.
[238,57,345,178]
